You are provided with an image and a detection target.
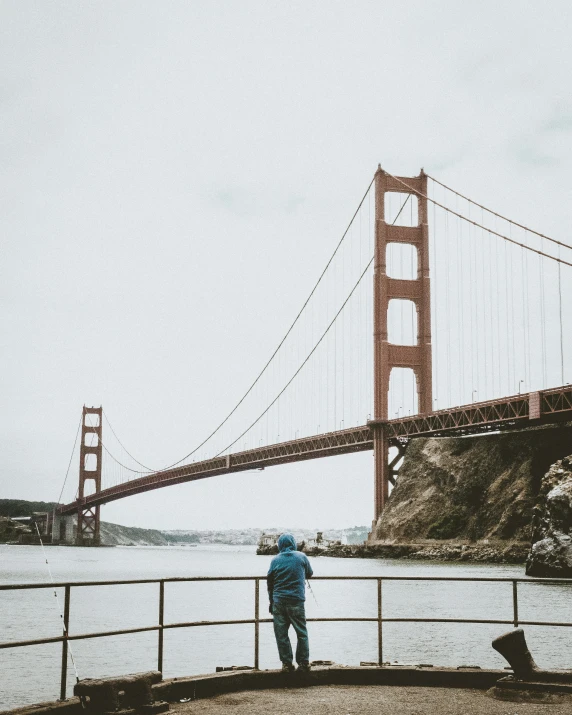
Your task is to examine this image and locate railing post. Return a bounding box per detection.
[59,585,71,701]
[377,578,383,666]
[512,580,519,627]
[158,581,165,673]
[254,579,260,670]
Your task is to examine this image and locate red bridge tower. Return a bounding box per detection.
[76,406,102,545]
[373,168,432,520]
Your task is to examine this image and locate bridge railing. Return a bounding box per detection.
[1,575,571,701]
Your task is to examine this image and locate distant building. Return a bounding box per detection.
[259,532,279,548]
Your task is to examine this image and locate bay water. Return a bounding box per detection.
[1,544,571,710]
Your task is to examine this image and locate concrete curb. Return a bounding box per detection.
[157,665,505,701]
[1,665,507,715]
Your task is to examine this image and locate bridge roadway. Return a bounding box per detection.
[58,384,572,515]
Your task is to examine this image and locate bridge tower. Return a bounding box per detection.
[76,406,103,545]
[373,167,432,520]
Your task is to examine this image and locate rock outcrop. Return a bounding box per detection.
[368,426,572,563]
[526,455,572,577]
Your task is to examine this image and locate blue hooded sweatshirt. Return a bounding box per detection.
[267,533,313,604]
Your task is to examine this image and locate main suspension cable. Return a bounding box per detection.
[427,173,572,251]
[103,410,156,471]
[215,193,412,456]
[56,413,83,504]
[382,170,572,267]
[99,175,376,476]
[215,255,375,456]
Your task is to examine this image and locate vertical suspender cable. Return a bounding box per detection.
[495,217,502,396]
[445,197,451,407]
[558,244,564,384]
[432,184,438,409]
[540,237,547,388]
[507,226,513,394]
[457,193,463,405]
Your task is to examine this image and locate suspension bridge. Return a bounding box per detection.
[52,166,572,545]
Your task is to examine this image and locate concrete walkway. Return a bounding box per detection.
[170,684,571,714]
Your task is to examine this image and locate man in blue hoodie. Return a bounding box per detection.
[267,533,313,673]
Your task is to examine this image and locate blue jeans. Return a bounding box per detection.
[272,600,309,665]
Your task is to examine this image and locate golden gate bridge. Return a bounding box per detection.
[53,166,572,545]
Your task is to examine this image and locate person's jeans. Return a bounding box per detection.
[272,600,309,665]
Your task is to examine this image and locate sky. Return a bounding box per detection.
[2,1,572,531]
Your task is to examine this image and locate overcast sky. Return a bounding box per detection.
[2,1,572,531]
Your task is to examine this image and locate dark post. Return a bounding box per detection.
[59,585,71,701]
[254,579,260,670]
[377,578,383,665]
[512,580,519,627]
[158,581,165,672]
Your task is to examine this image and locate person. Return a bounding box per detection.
[267,533,313,673]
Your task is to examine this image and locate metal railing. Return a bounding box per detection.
[1,575,571,701]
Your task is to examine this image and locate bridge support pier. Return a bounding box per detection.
[51,512,77,545]
[76,406,103,546]
[373,427,389,519]
[372,167,432,527]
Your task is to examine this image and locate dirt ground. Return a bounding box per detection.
[169,684,572,715]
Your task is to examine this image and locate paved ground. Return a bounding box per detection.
[170,684,572,714]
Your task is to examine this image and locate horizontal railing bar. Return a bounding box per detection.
[164,619,261,629]
[4,614,572,651]
[2,574,571,591]
[0,635,66,649]
[0,577,260,590]
[378,618,514,624]
[0,626,160,649]
[311,576,572,584]
[68,625,159,641]
[518,620,572,628]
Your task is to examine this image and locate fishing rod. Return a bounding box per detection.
[35,522,81,690]
[306,579,319,606]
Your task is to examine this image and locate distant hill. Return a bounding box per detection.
[0,499,58,517]
[0,499,368,547]
[101,521,169,546]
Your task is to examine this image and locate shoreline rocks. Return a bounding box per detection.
[258,540,529,563]
[305,541,529,563]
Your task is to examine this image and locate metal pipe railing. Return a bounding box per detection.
[1,575,571,701]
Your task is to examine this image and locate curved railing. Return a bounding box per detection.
[1,575,571,701]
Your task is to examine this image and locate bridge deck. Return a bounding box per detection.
[58,385,572,514]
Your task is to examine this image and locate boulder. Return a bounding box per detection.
[526,455,572,577]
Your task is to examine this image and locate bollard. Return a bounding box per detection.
[492,629,572,684]
[74,671,169,714]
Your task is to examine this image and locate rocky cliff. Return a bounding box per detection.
[365,425,572,562]
[526,454,572,577]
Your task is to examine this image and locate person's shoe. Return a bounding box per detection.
[281,662,295,673]
[297,662,311,672]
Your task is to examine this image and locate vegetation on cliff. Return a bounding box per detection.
[0,499,57,517]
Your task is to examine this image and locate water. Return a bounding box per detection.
[1,544,571,710]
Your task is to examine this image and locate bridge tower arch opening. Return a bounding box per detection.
[388,367,419,419]
[77,406,102,545]
[372,167,432,522]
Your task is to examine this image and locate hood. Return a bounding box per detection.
[277,533,297,552]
